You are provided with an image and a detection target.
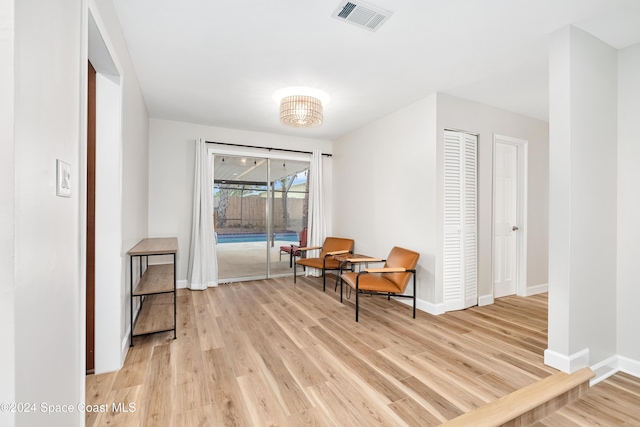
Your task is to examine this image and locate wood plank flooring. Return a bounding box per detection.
[86,275,640,426]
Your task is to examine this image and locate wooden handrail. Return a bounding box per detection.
[440,367,594,427]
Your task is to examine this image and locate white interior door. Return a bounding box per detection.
[493,142,518,297]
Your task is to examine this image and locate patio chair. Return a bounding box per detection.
[340,246,419,322]
[279,227,308,268]
[294,237,354,291]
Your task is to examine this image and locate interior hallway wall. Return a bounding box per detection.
[92,0,150,373]
[333,92,549,313]
[1,1,150,424]
[11,0,84,425]
[436,93,550,303]
[0,0,16,425]
[547,25,618,373]
[617,42,640,370]
[333,95,439,309]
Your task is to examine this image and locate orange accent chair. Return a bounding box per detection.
[340,246,419,322]
[279,227,308,268]
[294,237,354,291]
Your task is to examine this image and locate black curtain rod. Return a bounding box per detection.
[205,140,332,157]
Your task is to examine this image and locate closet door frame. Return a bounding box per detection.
[443,130,478,312]
[491,134,528,299]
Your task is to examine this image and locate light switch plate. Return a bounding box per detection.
[56,159,71,197]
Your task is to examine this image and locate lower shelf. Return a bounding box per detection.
[133,294,175,336]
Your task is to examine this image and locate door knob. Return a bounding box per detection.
[512,226,519,231]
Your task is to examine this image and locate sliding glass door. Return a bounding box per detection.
[269,161,309,277]
[213,153,309,282]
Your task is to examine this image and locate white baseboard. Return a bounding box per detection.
[523,283,548,296]
[478,294,494,306]
[590,355,619,385]
[483,284,546,304]
[416,297,445,315]
[544,348,589,373]
[545,350,640,384]
[121,325,131,366]
[395,297,445,315]
[619,355,640,378]
[589,355,640,385]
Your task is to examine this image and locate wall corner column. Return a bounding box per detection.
[546,25,618,372]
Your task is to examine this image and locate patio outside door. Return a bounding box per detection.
[213,153,309,282]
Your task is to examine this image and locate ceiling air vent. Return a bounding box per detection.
[331,1,393,32]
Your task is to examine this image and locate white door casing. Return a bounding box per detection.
[443,130,478,311]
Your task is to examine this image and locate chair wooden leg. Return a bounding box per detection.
[294,262,297,283]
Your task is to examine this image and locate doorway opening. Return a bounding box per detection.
[87,7,124,374]
[213,153,310,281]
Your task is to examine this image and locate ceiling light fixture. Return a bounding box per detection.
[280,95,323,128]
[273,87,331,129]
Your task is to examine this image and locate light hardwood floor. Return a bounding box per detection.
[86,275,640,426]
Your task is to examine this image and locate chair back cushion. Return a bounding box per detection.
[300,227,308,247]
[319,237,354,259]
[384,246,420,292]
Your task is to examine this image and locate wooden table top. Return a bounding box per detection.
[332,253,382,263]
[128,237,178,255]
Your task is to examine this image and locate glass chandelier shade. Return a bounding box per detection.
[279,95,323,128]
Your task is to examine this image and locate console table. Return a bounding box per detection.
[128,237,178,346]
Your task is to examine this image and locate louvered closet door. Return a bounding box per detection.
[443,130,478,311]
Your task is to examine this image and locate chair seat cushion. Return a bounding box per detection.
[341,272,402,293]
[280,245,299,254]
[297,257,340,270]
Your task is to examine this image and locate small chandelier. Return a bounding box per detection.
[280,95,323,128]
[274,87,330,129]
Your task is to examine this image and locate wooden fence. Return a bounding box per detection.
[217,196,306,231]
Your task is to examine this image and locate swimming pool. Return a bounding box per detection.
[217,232,298,244]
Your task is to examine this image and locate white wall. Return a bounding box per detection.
[547,26,618,373]
[333,95,439,309]
[617,42,640,369]
[148,118,332,283]
[91,0,150,372]
[1,2,148,424]
[94,72,124,373]
[0,1,16,426]
[333,93,549,314]
[12,0,84,425]
[436,93,550,302]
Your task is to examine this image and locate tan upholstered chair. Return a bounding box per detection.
[294,237,354,291]
[340,246,419,322]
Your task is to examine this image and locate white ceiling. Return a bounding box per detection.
[112,0,640,140]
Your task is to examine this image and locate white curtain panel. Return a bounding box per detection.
[306,149,327,277]
[187,138,218,290]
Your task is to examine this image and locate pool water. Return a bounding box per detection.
[217,232,298,244]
